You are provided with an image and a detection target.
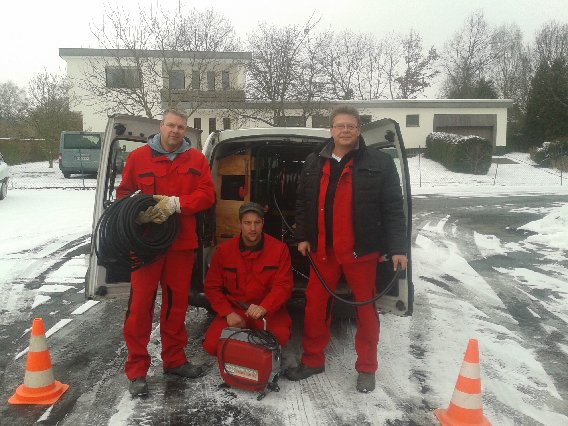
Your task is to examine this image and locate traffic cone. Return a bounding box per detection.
[8,318,69,405]
[434,339,491,426]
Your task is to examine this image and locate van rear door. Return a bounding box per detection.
[86,115,202,298]
[361,118,413,316]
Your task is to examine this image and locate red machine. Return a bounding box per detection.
[217,319,281,400]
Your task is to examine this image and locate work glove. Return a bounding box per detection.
[135,205,162,225]
[151,195,181,224]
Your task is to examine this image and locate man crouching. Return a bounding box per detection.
[202,202,293,355]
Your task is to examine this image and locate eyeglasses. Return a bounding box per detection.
[331,124,359,131]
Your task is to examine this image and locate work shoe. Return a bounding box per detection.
[129,377,148,396]
[163,361,205,378]
[284,363,325,381]
[356,372,376,393]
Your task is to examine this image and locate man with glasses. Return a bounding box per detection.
[285,105,407,393]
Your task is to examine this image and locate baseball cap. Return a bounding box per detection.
[239,202,265,219]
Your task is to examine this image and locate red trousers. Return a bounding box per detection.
[202,308,291,356]
[123,250,194,380]
[301,250,380,373]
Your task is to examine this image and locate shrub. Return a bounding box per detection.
[426,132,493,174]
[529,139,568,171]
[0,139,58,165]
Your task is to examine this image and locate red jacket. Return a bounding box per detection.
[204,234,293,317]
[117,145,215,250]
[316,159,379,264]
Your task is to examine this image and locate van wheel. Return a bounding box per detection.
[63,172,71,179]
[0,180,7,200]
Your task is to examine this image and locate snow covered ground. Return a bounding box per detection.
[0,154,566,425]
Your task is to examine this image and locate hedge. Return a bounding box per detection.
[426,132,493,175]
[0,139,58,165]
[529,140,568,171]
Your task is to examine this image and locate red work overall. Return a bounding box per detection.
[301,159,380,373]
[117,144,215,380]
[203,234,293,355]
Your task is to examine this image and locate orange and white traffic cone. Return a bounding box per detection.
[434,338,491,426]
[8,318,69,405]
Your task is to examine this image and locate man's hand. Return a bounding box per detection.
[151,195,181,224]
[245,304,267,320]
[135,205,161,225]
[298,241,311,256]
[392,254,407,271]
[225,312,246,328]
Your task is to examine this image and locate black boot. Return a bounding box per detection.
[129,377,148,396]
[284,363,325,381]
[163,361,205,378]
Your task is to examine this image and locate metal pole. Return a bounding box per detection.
[493,160,499,186]
[418,145,422,188]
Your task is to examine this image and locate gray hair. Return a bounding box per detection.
[162,107,188,123]
[329,105,360,127]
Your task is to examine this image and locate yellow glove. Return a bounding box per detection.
[135,205,161,225]
[151,195,181,224]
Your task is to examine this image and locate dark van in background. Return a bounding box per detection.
[58,131,104,178]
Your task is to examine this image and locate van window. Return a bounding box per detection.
[63,134,102,150]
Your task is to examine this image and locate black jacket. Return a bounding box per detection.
[295,136,407,258]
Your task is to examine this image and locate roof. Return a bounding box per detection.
[216,127,330,142]
[184,98,514,110]
[59,48,252,61]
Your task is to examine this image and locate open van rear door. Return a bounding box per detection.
[85,115,201,299]
[362,118,413,316]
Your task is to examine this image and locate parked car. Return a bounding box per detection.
[0,151,9,200]
[85,114,413,316]
[58,131,104,178]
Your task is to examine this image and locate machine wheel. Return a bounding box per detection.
[63,172,71,178]
[0,180,7,200]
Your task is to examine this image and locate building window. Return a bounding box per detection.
[275,116,304,127]
[191,71,200,90]
[169,70,185,90]
[223,118,231,130]
[105,66,141,89]
[207,72,215,91]
[360,115,372,125]
[193,118,201,129]
[209,117,217,133]
[312,115,329,128]
[406,114,420,127]
[221,71,230,90]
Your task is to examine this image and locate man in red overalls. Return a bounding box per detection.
[285,105,407,393]
[203,202,293,355]
[117,108,215,396]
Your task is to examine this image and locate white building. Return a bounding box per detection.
[60,48,512,152]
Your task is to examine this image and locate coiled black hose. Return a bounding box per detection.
[95,194,179,271]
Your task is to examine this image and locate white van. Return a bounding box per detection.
[85,115,413,316]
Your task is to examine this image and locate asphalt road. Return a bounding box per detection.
[1,192,566,425]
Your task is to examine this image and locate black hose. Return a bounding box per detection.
[94,194,179,271]
[272,192,401,306]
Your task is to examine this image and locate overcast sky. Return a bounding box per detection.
[2,0,567,89]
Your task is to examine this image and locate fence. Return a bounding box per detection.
[409,151,565,188]
[6,152,566,191]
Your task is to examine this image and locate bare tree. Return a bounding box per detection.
[534,21,568,66]
[441,10,501,98]
[28,72,82,166]
[78,4,241,119]
[323,31,388,100]
[395,30,439,99]
[0,81,32,137]
[0,81,28,122]
[241,17,321,126]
